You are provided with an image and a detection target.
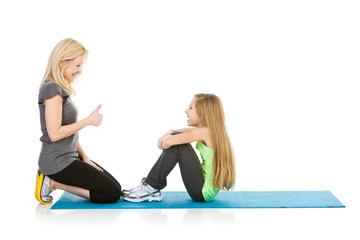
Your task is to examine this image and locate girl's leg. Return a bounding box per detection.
[49,160,122,203]
[145,144,205,202]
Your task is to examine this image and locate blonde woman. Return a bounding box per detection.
[35,38,121,204]
[124,94,235,202]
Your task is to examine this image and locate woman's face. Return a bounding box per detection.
[61,54,85,82]
[185,97,201,127]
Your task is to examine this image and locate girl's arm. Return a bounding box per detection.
[157,127,201,149]
[161,127,212,150]
[157,129,177,149]
[174,128,194,133]
[77,142,103,172]
[44,94,102,142]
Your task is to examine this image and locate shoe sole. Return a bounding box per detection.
[124,195,163,203]
[35,170,53,205]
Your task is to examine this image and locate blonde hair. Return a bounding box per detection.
[40,38,88,96]
[195,93,236,190]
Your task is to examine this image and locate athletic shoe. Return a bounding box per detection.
[35,169,54,205]
[123,178,162,202]
[122,177,146,197]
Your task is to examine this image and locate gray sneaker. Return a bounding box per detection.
[122,177,146,197]
[123,178,162,202]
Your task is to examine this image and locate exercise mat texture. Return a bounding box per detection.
[51,190,345,209]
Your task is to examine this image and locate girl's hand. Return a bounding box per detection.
[161,136,171,150]
[158,129,176,150]
[158,137,165,150]
[87,105,103,126]
[83,158,104,172]
[159,127,211,150]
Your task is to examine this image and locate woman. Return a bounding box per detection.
[35,38,121,204]
[124,94,235,202]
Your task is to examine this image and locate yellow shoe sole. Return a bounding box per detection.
[35,170,53,205]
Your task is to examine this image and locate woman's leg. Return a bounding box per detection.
[49,160,122,203]
[50,180,90,199]
[145,144,205,202]
[91,161,122,189]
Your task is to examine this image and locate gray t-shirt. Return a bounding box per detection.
[38,80,79,175]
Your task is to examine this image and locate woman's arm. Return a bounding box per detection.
[77,142,89,161]
[44,94,102,142]
[161,127,212,150]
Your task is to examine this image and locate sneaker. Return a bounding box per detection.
[123,178,162,202]
[35,169,54,205]
[122,177,146,197]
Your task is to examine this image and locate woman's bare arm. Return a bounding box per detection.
[44,94,102,142]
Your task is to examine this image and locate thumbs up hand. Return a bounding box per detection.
[88,104,103,126]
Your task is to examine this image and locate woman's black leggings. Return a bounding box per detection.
[49,160,122,203]
[145,143,206,202]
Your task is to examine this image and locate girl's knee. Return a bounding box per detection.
[176,143,193,151]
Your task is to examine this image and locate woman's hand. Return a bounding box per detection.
[83,157,104,172]
[77,143,103,172]
[44,94,104,142]
[87,104,103,126]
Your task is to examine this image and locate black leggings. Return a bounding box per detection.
[49,160,122,203]
[145,143,205,202]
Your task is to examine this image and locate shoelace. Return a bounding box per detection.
[123,178,146,196]
[131,184,145,193]
[125,182,158,199]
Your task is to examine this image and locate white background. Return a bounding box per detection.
[0,0,359,239]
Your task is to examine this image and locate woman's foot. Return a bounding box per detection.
[35,170,54,205]
[123,178,162,202]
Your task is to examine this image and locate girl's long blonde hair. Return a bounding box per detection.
[40,38,88,96]
[195,93,235,190]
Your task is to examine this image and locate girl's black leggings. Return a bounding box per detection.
[49,160,122,203]
[145,143,206,202]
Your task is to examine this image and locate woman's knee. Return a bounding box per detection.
[107,190,121,203]
[91,184,121,203]
[107,183,122,203]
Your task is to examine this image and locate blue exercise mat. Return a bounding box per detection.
[51,190,345,209]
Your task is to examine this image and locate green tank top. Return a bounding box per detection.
[196,141,220,201]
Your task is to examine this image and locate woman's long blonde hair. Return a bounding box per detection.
[40,38,88,96]
[195,93,235,190]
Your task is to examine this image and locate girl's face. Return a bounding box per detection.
[185,97,201,127]
[61,54,85,82]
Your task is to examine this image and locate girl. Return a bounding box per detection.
[35,38,122,204]
[124,94,235,202]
